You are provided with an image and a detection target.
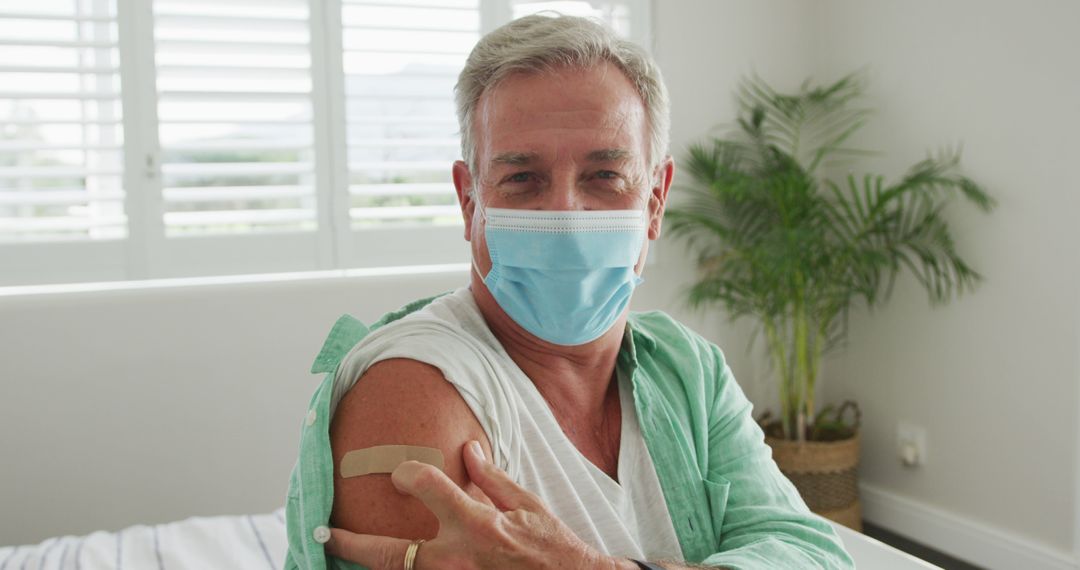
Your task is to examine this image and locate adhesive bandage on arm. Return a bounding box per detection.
[339,445,446,478]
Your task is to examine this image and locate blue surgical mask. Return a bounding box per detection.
[473,206,648,346]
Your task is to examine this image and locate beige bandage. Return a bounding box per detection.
[339,445,445,478]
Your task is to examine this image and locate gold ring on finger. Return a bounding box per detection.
[404,539,425,570]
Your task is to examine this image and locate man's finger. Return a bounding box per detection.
[325,528,408,570]
[391,460,484,524]
[463,440,543,512]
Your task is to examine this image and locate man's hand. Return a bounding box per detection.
[326,440,628,570]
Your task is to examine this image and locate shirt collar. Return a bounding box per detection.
[622,315,658,361]
[310,314,370,374]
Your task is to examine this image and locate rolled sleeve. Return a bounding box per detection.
[700,353,855,569]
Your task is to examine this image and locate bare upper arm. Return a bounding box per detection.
[328,358,493,540]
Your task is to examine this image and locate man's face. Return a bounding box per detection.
[453,61,673,278]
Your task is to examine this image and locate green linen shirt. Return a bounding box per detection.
[284,293,854,569]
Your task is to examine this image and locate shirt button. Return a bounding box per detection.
[305,409,317,427]
[313,525,331,544]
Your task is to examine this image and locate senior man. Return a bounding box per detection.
[285,14,853,570]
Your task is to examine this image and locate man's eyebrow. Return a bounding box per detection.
[491,152,539,166]
[586,149,633,162]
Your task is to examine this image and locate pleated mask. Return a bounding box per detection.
[474,206,648,346]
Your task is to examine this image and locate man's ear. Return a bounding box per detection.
[647,156,675,240]
[452,160,475,241]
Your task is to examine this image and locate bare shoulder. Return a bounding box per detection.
[329,357,492,539]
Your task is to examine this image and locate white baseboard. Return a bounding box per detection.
[860,483,1078,570]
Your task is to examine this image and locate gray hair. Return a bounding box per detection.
[454,14,670,177]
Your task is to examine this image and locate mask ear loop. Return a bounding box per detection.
[635,198,652,280]
[470,191,489,281]
[640,176,660,241]
[472,257,488,281]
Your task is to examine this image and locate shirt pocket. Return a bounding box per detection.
[703,476,732,545]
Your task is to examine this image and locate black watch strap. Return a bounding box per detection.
[630,560,666,570]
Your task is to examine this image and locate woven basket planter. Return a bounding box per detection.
[765,432,862,531]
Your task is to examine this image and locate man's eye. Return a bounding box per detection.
[596,170,619,180]
[507,172,532,183]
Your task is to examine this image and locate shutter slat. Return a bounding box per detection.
[156,0,307,7]
[347,138,458,148]
[0,142,123,152]
[155,13,309,27]
[0,12,114,22]
[157,90,310,101]
[343,1,478,10]
[0,191,125,205]
[347,116,457,125]
[345,93,450,101]
[348,161,448,172]
[0,39,118,48]
[164,185,312,202]
[0,65,120,74]
[0,216,126,231]
[163,118,310,125]
[347,24,477,34]
[166,139,311,151]
[157,65,309,78]
[0,92,121,100]
[2,119,122,126]
[0,167,123,178]
[165,209,314,226]
[342,47,471,56]
[156,39,309,54]
[349,205,461,220]
[161,163,314,176]
[350,183,453,197]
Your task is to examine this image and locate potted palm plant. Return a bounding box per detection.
[665,72,994,530]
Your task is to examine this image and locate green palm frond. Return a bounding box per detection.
[667,72,994,440]
[736,71,873,174]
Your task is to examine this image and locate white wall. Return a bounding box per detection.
[815,1,1080,567]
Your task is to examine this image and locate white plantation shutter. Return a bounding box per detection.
[152,0,319,236]
[340,0,478,228]
[0,1,126,242]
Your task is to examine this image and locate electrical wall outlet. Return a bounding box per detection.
[897,421,928,468]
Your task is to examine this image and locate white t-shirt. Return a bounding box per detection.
[330,287,683,561]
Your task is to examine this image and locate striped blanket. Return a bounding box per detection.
[0,509,286,570]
